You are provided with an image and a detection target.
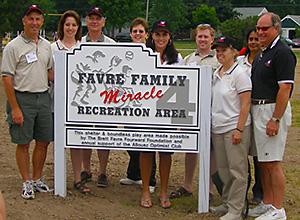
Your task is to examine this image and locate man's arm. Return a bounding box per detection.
[48,69,54,82]
[2,76,23,126]
[266,83,292,136]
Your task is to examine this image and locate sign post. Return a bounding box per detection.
[54,43,211,213]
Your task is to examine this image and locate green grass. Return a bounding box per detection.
[291,100,300,127]
[174,40,197,50]
[174,40,197,58]
[293,51,300,58]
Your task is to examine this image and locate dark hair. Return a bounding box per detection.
[130,17,148,33]
[244,28,257,55]
[146,22,178,65]
[57,10,82,41]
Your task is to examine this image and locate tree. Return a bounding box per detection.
[192,5,219,29]
[148,0,188,34]
[52,0,91,17]
[1,0,28,47]
[219,16,258,49]
[89,0,144,37]
[0,0,56,49]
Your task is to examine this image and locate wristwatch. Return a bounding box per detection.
[271,117,280,123]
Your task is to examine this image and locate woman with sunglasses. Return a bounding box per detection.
[119,18,157,195]
[139,19,183,209]
[209,36,252,220]
[237,29,263,206]
[50,11,89,194]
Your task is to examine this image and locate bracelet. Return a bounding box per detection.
[235,128,243,133]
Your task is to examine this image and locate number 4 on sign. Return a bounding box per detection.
[156,79,196,124]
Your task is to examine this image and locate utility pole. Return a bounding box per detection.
[146,0,149,22]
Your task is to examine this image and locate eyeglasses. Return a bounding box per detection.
[197,24,211,27]
[132,30,145,34]
[249,37,259,41]
[256,26,272,31]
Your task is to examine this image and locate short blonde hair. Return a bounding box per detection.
[196,25,215,37]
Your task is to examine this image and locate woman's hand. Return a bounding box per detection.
[232,129,242,145]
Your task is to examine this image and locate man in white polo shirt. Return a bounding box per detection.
[1,5,54,200]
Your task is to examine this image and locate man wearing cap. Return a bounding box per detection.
[170,24,222,201]
[1,5,54,200]
[248,12,296,220]
[80,7,115,188]
[81,7,115,43]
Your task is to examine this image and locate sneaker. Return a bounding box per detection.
[149,186,155,194]
[32,178,53,193]
[120,178,142,185]
[255,206,286,220]
[210,204,228,214]
[248,202,272,217]
[81,171,92,183]
[97,174,108,187]
[22,180,35,199]
[220,212,242,220]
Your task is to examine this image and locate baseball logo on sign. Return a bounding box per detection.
[125,51,134,61]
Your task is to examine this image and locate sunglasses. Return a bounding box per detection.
[197,24,211,27]
[132,30,145,34]
[249,37,259,41]
[256,26,272,31]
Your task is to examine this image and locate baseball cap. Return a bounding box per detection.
[151,20,171,33]
[24,4,43,16]
[87,7,104,17]
[212,36,235,49]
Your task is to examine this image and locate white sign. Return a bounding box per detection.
[54,43,211,213]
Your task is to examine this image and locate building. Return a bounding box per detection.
[281,15,300,39]
[234,7,268,19]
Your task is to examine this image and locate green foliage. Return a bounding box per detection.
[192,5,219,28]
[219,16,258,49]
[52,0,91,17]
[183,0,237,28]
[148,0,188,34]
[0,0,57,40]
[295,26,300,38]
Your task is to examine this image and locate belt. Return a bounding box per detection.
[251,99,276,105]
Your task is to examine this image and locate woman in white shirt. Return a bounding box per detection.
[139,19,183,209]
[209,36,252,220]
[51,11,88,194]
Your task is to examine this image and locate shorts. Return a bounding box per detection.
[6,91,53,145]
[251,102,291,162]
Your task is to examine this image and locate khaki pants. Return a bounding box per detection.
[212,125,251,215]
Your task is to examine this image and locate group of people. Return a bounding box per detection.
[0,4,295,220]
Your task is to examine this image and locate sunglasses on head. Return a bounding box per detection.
[197,24,211,28]
[256,26,272,31]
[249,37,259,41]
[132,30,145,34]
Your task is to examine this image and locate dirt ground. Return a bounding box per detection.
[0,59,300,220]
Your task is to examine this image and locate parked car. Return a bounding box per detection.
[115,33,132,42]
[292,38,300,44]
[284,38,300,48]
